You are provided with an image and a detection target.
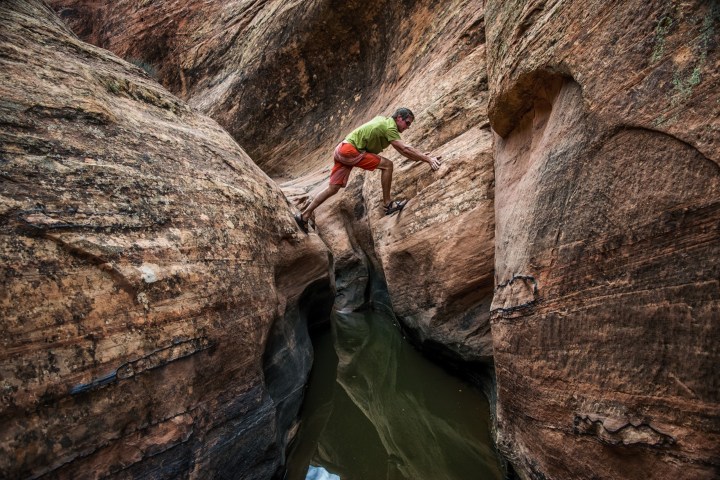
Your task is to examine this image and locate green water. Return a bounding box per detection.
[285,310,505,480]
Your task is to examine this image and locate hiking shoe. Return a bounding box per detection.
[384,199,407,216]
[294,213,309,234]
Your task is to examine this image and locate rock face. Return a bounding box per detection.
[17,0,720,479]
[49,0,420,176]
[48,0,497,363]
[277,1,495,364]
[0,1,331,478]
[485,1,720,478]
[315,3,497,367]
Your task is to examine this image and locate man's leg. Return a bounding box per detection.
[301,183,342,221]
[376,157,393,206]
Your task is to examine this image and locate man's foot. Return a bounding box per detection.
[384,199,407,216]
[294,213,309,234]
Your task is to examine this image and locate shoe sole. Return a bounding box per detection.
[294,213,309,234]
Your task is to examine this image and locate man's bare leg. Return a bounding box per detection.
[301,184,342,221]
[377,157,393,206]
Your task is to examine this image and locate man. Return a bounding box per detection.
[294,107,442,233]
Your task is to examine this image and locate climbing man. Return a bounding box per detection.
[294,107,442,233]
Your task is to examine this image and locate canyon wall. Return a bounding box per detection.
[4,0,718,479]
[0,1,331,478]
[485,1,719,478]
[49,0,497,365]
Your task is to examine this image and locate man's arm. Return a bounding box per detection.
[390,140,442,170]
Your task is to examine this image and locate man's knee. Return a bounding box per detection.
[378,157,393,170]
[328,184,342,194]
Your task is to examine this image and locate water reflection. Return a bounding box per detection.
[285,310,504,480]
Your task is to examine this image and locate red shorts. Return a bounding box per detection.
[329,142,381,187]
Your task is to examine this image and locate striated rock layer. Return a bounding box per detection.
[270,0,495,365]
[33,0,720,478]
[0,1,331,478]
[358,1,494,363]
[48,0,497,366]
[49,0,419,176]
[485,1,720,478]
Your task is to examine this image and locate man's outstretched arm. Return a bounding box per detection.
[390,140,442,170]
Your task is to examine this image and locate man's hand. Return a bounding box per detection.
[428,155,442,171]
[391,140,443,171]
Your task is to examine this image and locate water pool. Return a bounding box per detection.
[285,310,504,480]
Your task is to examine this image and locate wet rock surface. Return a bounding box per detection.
[0,1,330,478]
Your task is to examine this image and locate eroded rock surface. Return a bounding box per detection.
[485,1,720,478]
[48,0,417,176]
[25,0,720,479]
[282,1,496,364]
[48,0,497,365]
[0,1,330,478]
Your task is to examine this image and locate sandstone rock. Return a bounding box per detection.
[359,3,494,364]
[48,0,416,177]
[485,1,720,478]
[282,1,496,365]
[0,1,331,478]
[49,0,497,367]
[40,0,720,479]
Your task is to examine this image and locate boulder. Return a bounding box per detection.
[0,1,331,478]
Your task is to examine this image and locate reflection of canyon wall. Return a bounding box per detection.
[485,1,720,478]
[326,312,503,480]
[0,1,330,478]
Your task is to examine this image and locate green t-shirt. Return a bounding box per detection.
[345,116,401,154]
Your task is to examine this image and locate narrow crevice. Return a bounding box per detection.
[262,278,335,474]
